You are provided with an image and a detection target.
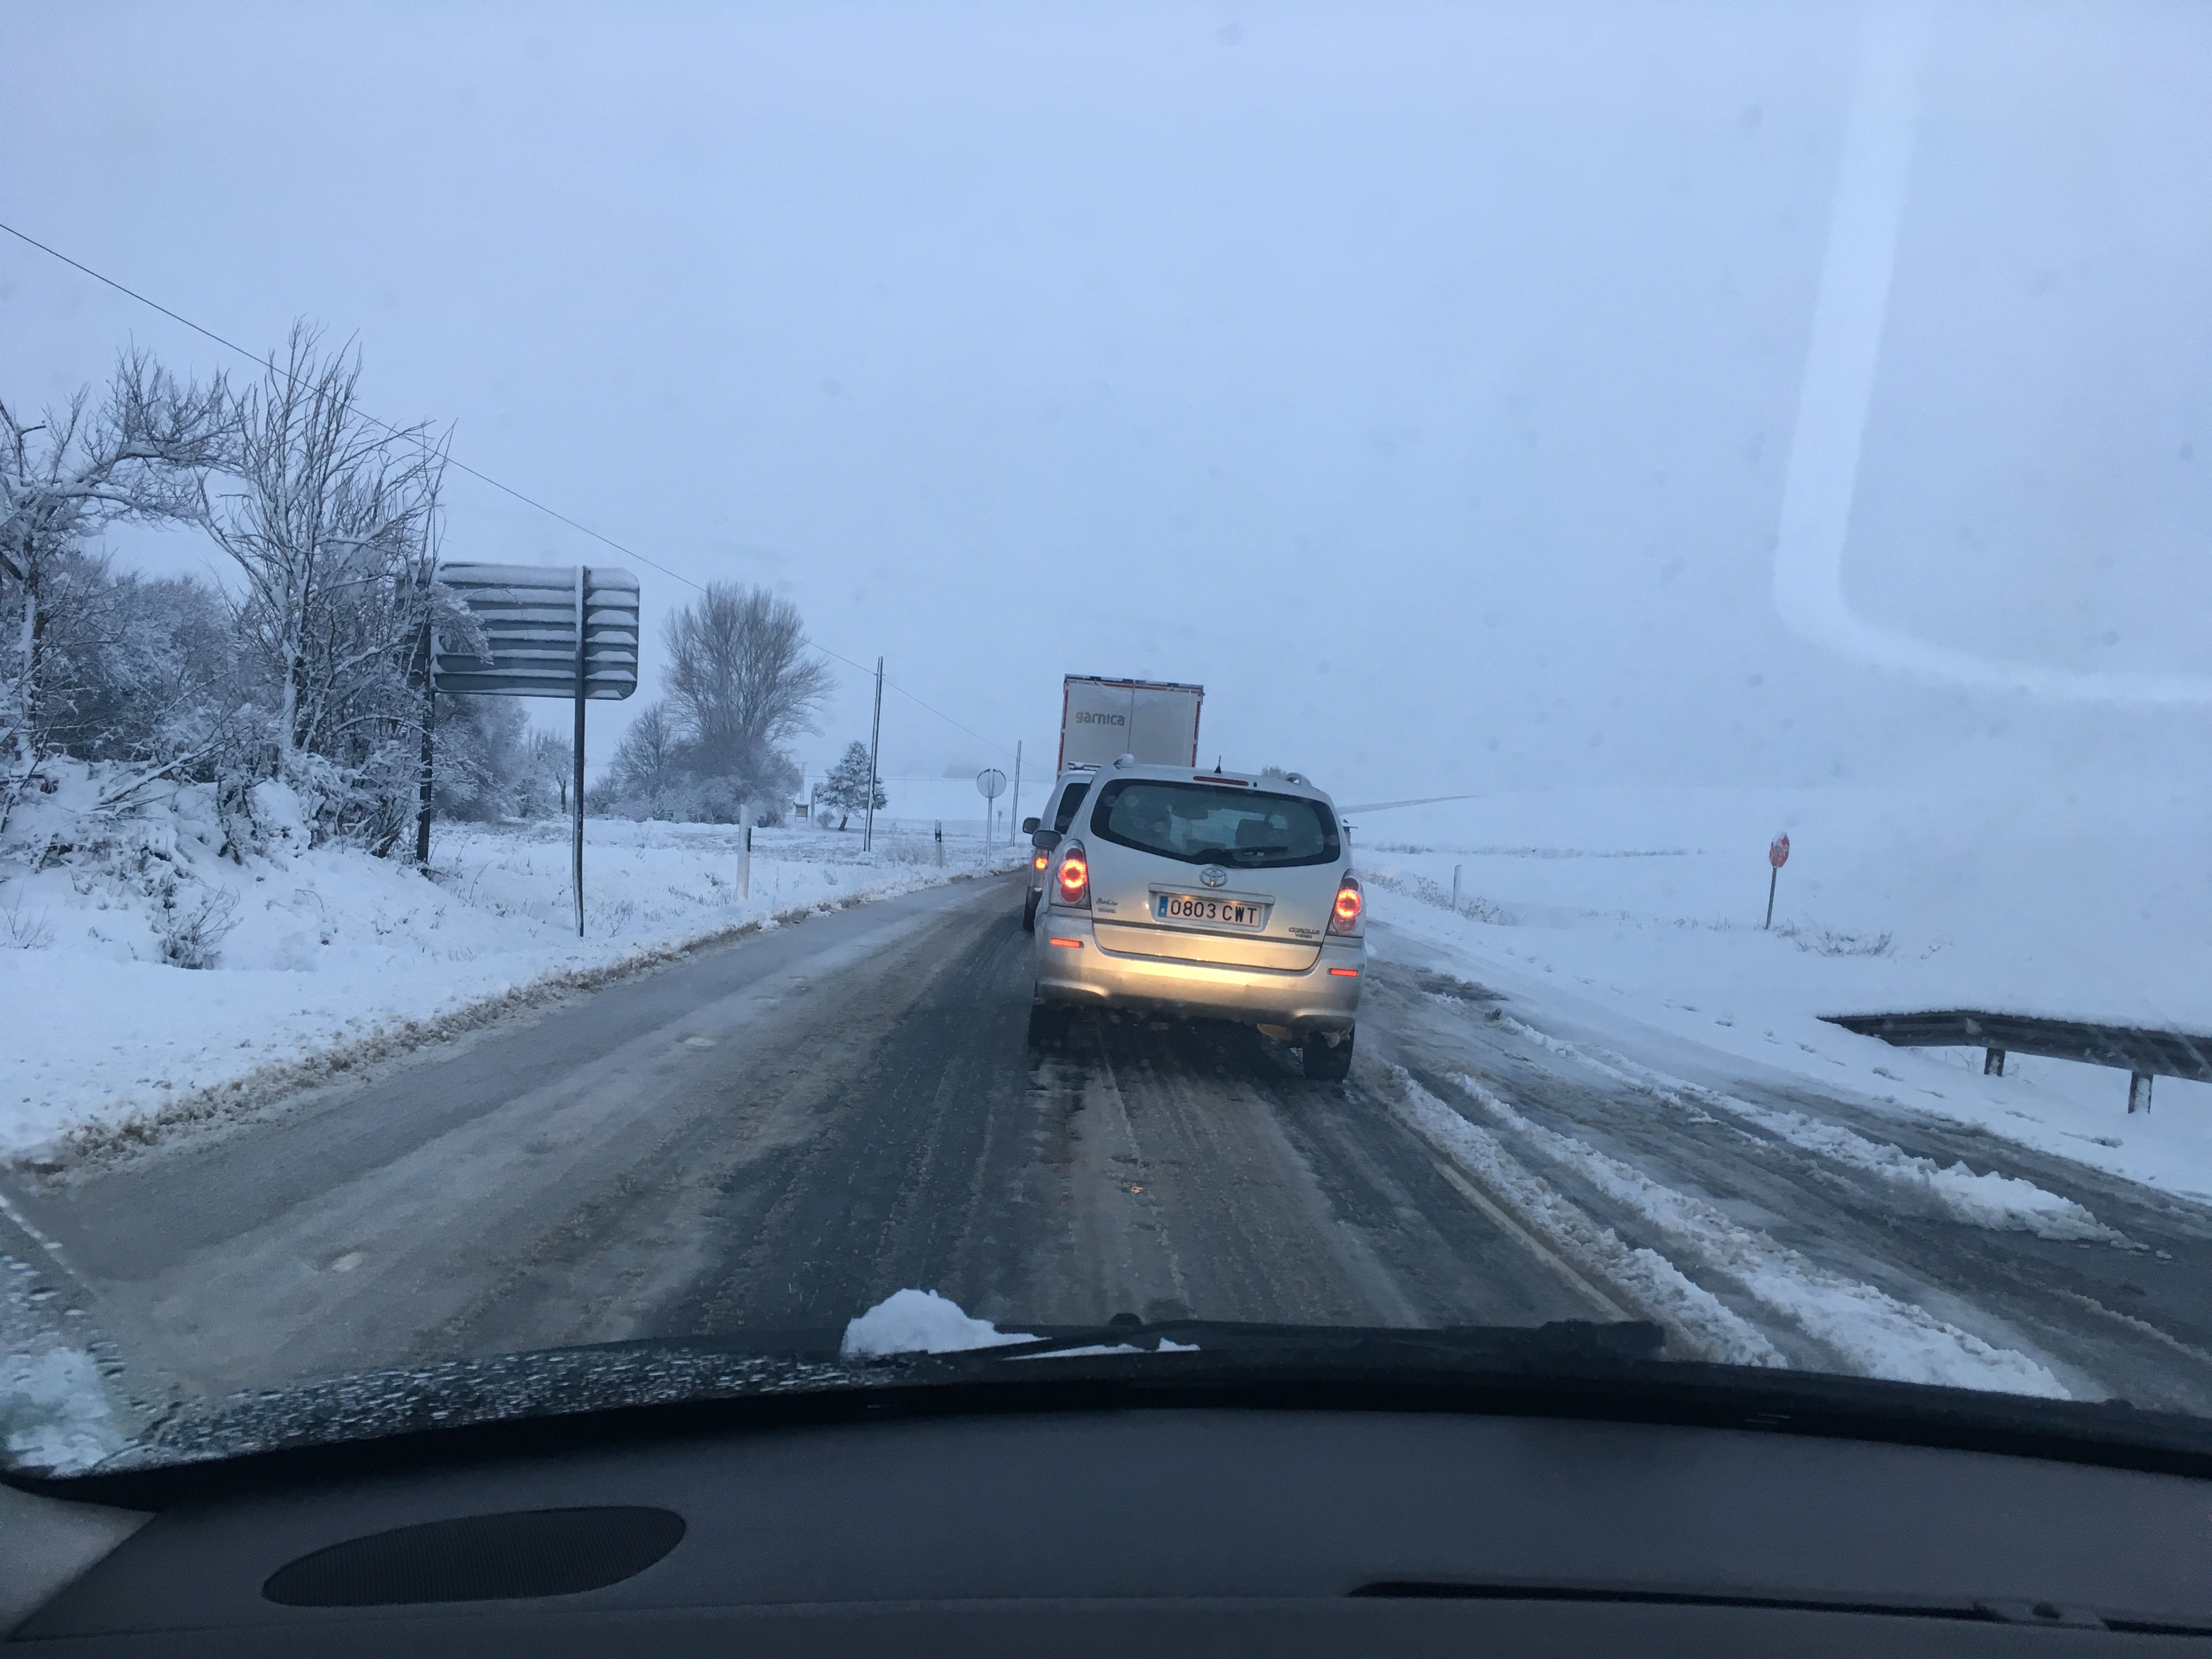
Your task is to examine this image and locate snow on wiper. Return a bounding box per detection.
[840,1288,1039,1357]
[835,1290,1667,1370]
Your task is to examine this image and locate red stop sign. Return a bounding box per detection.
[1769,834,1791,869]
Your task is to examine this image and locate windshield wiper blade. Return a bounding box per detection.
[919,1317,1668,1369]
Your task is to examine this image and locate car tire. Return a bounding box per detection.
[1301,1028,1355,1081]
[1026,1001,1069,1049]
[1022,891,1038,932]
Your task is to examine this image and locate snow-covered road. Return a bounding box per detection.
[8,872,2212,1470]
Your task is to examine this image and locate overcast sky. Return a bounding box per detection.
[7,1,2208,802]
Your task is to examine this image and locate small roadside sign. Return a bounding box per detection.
[1765,833,1790,928]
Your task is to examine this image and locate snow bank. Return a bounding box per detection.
[1385,1069,1785,1367]
[0,763,1012,1160]
[1441,1069,2068,1397]
[1359,782,2212,1198]
[840,1289,1036,1357]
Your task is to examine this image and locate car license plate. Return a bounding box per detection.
[1156,894,1265,927]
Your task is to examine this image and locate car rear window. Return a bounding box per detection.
[1090,780,1340,868]
[1051,780,1091,833]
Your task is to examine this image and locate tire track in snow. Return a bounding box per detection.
[1486,1011,2124,1245]
[1429,1066,2069,1398]
[1381,1069,1784,1368]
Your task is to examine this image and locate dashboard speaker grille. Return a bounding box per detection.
[263,1506,684,1606]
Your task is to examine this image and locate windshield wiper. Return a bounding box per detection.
[919,1317,1666,1370]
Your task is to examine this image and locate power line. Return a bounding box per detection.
[0,217,1014,758]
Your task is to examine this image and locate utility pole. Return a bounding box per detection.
[572,567,589,937]
[1011,741,1022,842]
[864,654,884,852]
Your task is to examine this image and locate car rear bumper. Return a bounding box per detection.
[1032,912,1363,1032]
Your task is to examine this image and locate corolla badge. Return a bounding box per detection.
[1199,866,1228,888]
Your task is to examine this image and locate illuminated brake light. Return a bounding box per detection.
[1049,936,1083,948]
[1328,874,1363,935]
[1033,853,1047,870]
[1056,840,1091,908]
[1329,967,1359,977]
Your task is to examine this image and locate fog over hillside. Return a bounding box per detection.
[7,1,2207,802]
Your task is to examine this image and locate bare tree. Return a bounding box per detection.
[1,354,230,794]
[204,323,453,842]
[661,583,830,786]
[526,727,575,815]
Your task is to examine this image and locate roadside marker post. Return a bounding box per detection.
[1765,833,1791,929]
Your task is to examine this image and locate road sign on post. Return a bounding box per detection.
[432,563,640,937]
[977,768,1007,853]
[1765,833,1791,929]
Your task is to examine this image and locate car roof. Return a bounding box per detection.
[1080,762,1336,805]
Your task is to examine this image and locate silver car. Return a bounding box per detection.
[1029,761,1364,1079]
[1019,767,1098,932]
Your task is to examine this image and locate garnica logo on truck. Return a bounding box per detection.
[1073,712,1126,725]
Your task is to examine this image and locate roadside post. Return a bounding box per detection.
[430,563,641,938]
[1010,741,1022,851]
[1451,865,1462,913]
[1765,833,1791,929]
[934,821,944,867]
[977,768,1007,858]
[739,811,753,901]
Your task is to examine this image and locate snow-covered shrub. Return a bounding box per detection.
[1779,923,1895,958]
[155,886,238,969]
[1,889,52,949]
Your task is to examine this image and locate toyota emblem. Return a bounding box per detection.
[1200,866,1228,888]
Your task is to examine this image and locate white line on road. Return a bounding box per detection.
[1427,1159,1629,1322]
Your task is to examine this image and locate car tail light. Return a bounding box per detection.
[1032,852,1048,871]
[1328,874,1362,934]
[1055,841,1090,908]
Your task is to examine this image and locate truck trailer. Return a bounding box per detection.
[1057,675,1204,771]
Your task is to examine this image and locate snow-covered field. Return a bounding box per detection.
[0,764,1010,1160]
[1357,782,2212,1199]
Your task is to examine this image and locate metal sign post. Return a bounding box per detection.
[977,767,1007,855]
[431,563,640,938]
[1765,833,1791,929]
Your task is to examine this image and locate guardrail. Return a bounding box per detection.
[1821,1011,2212,1114]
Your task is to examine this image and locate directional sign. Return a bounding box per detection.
[431,563,640,700]
[977,768,1007,800]
[423,563,641,942]
[1769,833,1791,869]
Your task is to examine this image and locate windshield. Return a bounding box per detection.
[4,1,2212,1482]
[1092,779,1340,867]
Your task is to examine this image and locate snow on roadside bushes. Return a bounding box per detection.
[0,760,998,1160]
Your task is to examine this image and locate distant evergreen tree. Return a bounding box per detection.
[819,740,886,830]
